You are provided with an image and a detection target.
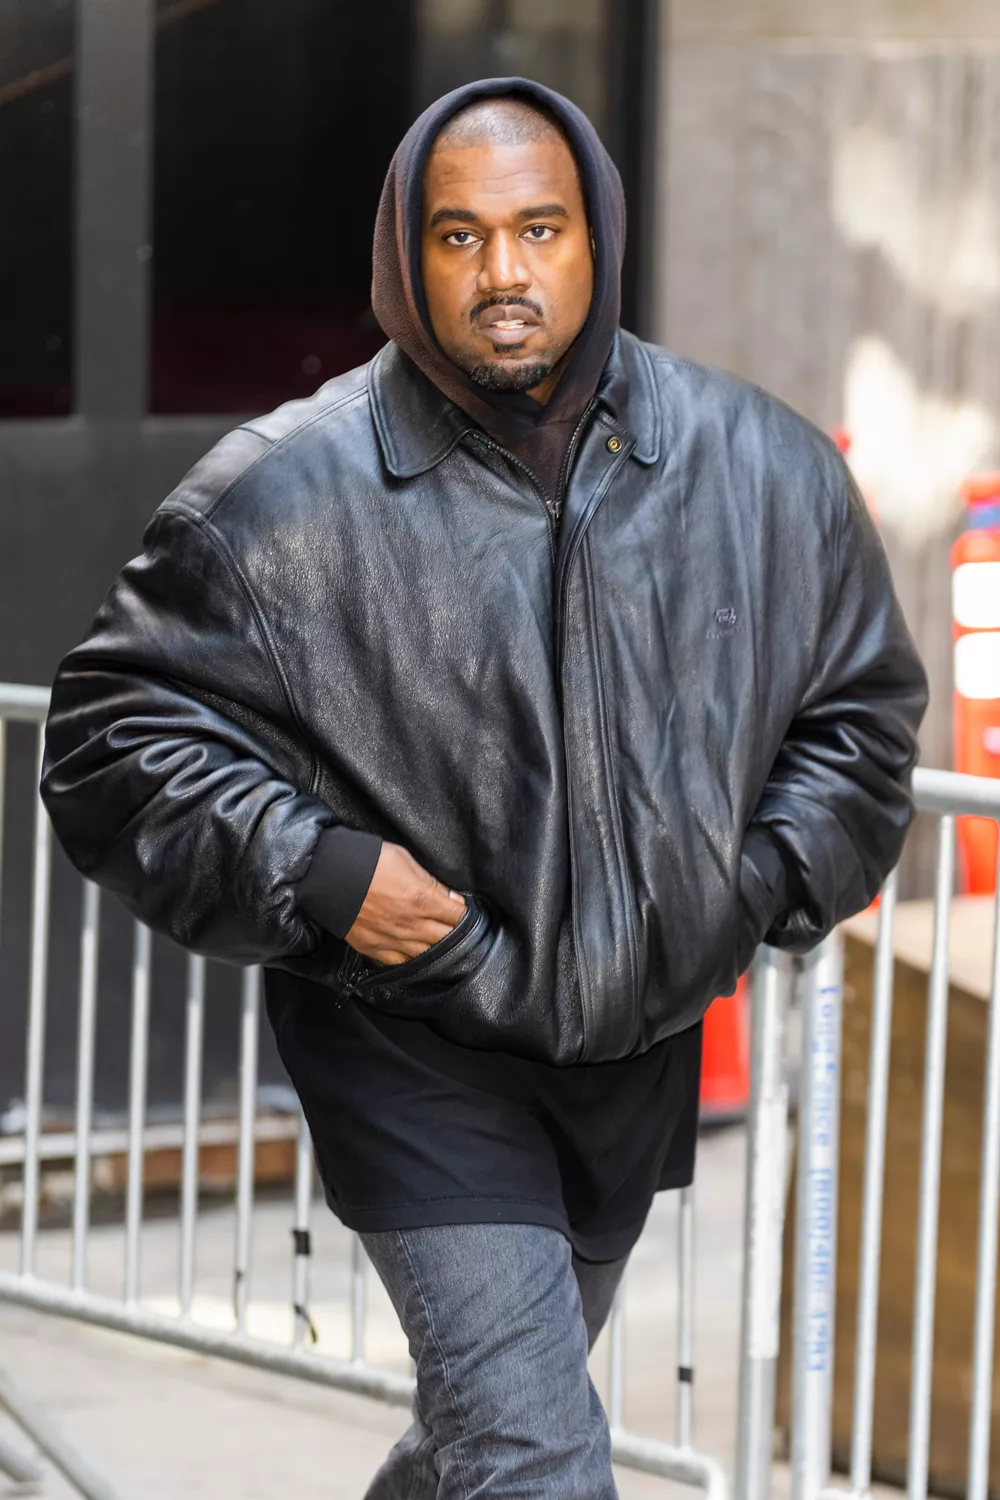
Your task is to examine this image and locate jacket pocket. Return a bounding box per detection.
[350,894,492,996]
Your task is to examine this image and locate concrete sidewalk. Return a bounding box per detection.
[0,1128,748,1499]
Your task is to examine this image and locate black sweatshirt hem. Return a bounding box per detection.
[322,1185,666,1264]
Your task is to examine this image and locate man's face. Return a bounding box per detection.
[421,133,594,403]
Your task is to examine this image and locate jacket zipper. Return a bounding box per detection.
[466,432,557,564]
[553,400,598,524]
[467,406,613,1062]
[582,539,641,1051]
[551,399,600,1059]
[466,397,596,545]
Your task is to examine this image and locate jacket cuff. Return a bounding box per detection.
[297,826,383,939]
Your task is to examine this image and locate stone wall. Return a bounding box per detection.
[657,2,1000,840]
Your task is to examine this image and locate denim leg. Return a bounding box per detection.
[573,1252,628,1353]
[364,1394,439,1500]
[361,1223,623,1500]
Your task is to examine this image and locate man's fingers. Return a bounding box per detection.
[404,918,457,948]
[371,941,443,966]
[369,919,456,960]
[376,949,410,967]
[346,844,469,964]
[413,876,467,926]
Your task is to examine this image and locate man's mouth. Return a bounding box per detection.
[471,301,543,346]
[474,303,542,328]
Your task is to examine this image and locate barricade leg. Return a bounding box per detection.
[736,945,792,1500]
[791,932,845,1500]
[0,1429,43,1486]
[0,1367,124,1500]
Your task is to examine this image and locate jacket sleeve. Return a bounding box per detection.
[748,470,929,954]
[41,503,341,964]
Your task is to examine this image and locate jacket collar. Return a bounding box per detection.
[594,331,661,465]
[368,330,662,479]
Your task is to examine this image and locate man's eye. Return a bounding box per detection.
[524,225,556,241]
[445,230,477,246]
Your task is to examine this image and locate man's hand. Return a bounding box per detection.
[345,842,466,966]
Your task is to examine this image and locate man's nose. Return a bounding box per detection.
[477,231,531,294]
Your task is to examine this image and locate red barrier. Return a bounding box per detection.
[700,974,750,1122]
[953,475,1000,893]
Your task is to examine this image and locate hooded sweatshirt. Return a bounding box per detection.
[299,77,627,933]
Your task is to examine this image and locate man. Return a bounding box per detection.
[43,77,926,1498]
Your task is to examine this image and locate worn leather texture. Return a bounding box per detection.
[42,332,928,1064]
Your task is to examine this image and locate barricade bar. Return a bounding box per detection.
[736,945,790,1500]
[907,817,956,1500]
[0,1270,416,1406]
[124,922,152,1304]
[0,1112,299,1168]
[0,1430,43,1487]
[179,954,205,1318]
[677,1183,696,1449]
[791,934,845,1500]
[0,682,51,719]
[351,1233,367,1364]
[292,1107,315,1348]
[72,882,101,1292]
[912,766,1000,817]
[0,1365,124,1500]
[849,868,898,1500]
[21,735,53,1277]
[608,1279,626,1431]
[233,966,261,1332]
[967,861,1000,1500]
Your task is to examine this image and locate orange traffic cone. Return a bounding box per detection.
[700,974,750,1123]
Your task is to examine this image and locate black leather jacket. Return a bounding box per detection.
[42,333,927,1064]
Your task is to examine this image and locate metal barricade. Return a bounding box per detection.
[787,772,1000,1500]
[3,676,999,1500]
[0,1365,125,1500]
[0,684,724,1497]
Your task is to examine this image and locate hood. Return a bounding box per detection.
[370,76,626,463]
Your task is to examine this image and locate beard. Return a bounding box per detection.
[461,354,554,393]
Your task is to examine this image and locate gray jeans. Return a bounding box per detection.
[360,1223,627,1500]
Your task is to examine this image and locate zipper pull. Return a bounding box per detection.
[547,499,563,527]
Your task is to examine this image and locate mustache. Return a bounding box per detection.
[468,295,544,323]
